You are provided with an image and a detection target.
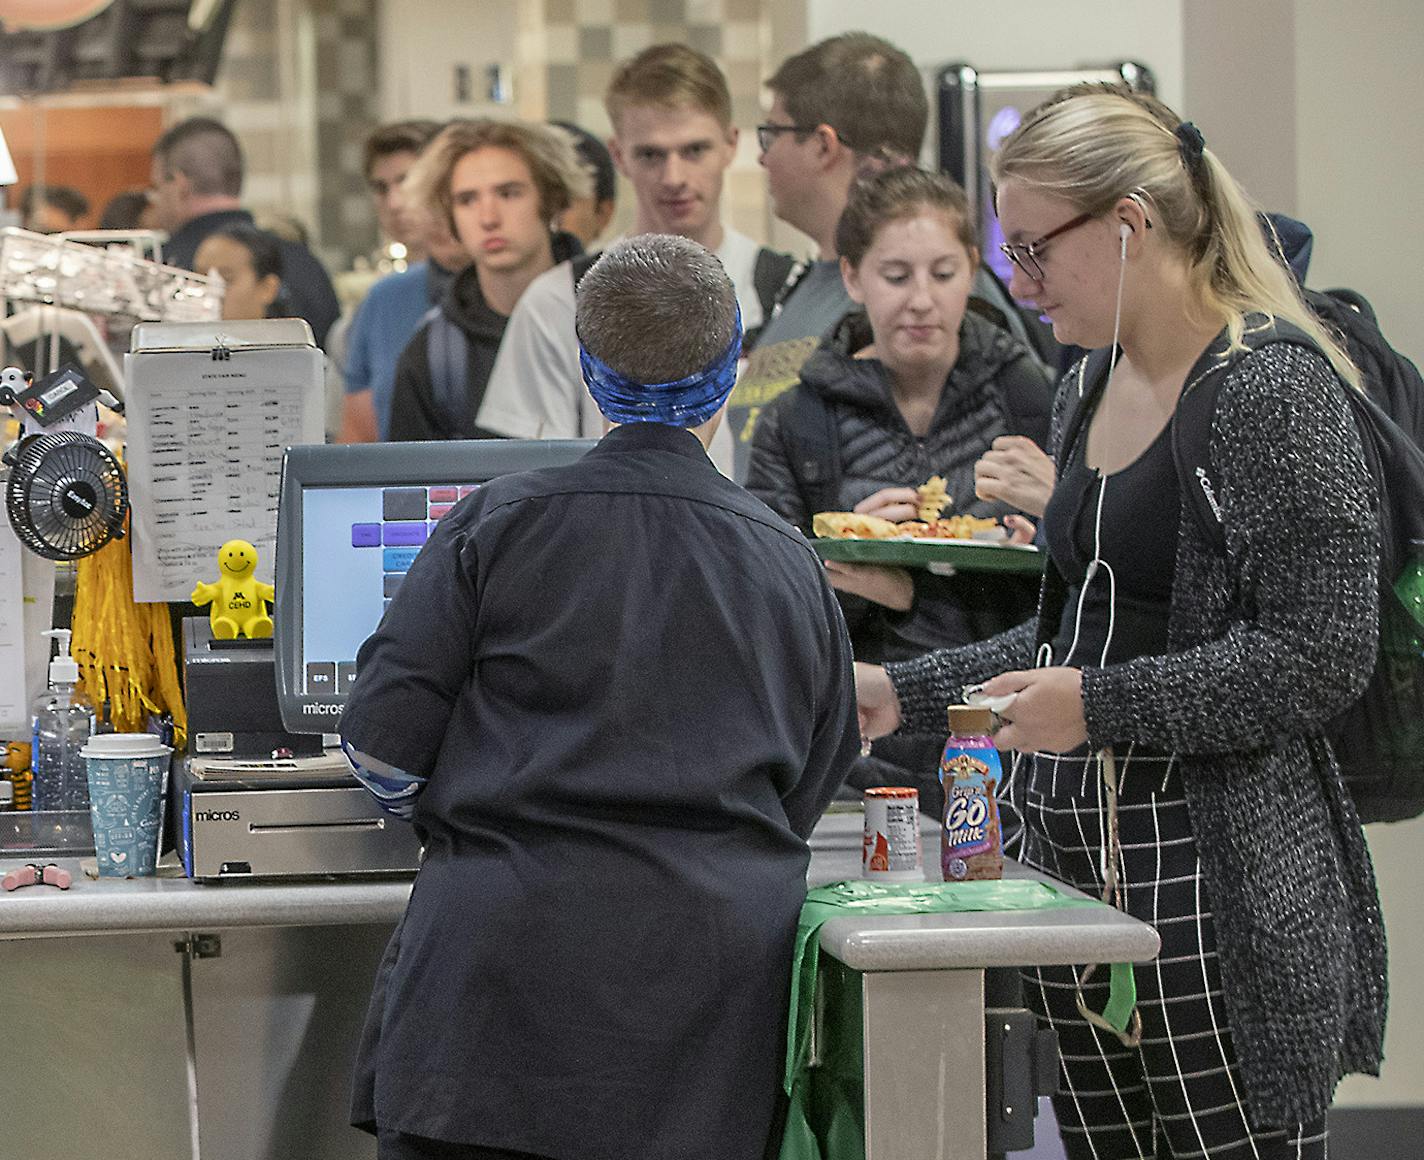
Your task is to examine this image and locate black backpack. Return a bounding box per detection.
[1071,309,1424,823]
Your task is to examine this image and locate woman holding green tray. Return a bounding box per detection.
[745,165,1054,667]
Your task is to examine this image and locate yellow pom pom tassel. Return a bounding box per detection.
[71,526,187,748]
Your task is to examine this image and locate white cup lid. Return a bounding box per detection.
[81,732,173,760]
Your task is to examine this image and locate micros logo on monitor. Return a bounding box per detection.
[302,702,342,716]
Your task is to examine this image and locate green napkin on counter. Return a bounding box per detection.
[781,878,1122,1160]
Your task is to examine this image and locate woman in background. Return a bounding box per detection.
[194,224,285,322]
[746,165,1052,665]
[745,165,1052,800]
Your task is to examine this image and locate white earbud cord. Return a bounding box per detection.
[1067,226,1141,1047]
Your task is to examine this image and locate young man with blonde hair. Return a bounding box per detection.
[476,44,794,474]
[386,118,588,441]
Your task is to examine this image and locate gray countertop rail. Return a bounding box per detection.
[0,808,1159,972]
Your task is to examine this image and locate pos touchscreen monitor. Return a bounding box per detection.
[274,439,595,733]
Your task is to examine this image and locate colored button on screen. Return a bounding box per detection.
[383,547,419,572]
[351,523,382,547]
[382,521,428,547]
[383,487,428,521]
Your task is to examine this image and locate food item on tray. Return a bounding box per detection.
[811,511,1002,541]
[916,475,950,521]
[917,515,1002,540]
[811,511,902,539]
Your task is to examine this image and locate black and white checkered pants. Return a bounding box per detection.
[1010,747,1328,1160]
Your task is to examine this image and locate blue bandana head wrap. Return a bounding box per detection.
[579,303,742,428]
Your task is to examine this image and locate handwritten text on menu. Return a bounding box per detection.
[125,346,323,603]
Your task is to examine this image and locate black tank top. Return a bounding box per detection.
[1044,416,1180,667]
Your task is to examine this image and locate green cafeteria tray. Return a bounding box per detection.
[811,537,1044,575]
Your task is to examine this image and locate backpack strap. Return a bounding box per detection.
[753,248,797,321]
[424,308,470,436]
[1055,347,1116,475]
[1170,369,1230,557]
[1169,321,1340,560]
[741,248,798,352]
[782,386,842,527]
[569,251,601,289]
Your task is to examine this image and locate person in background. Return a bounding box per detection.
[98,188,156,231]
[476,43,795,474]
[365,119,444,260]
[193,224,285,321]
[20,184,89,233]
[746,165,1051,802]
[549,120,617,248]
[856,84,1386,1159]
[148,116,340,346]
[386,118,586,441]
[338,120,476,443]
[341,233,857,1160]
[742,33,1039,479]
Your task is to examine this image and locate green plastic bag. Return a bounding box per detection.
[780,878,1131,1160]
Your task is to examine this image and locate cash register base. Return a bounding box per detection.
[176,752,421,881]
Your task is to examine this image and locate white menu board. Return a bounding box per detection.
[124,342,323,603]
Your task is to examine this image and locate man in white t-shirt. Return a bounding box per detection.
[477,43,793,475]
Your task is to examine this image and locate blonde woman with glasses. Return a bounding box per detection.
[857,85,1385,1159]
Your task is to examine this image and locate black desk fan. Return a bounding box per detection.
[0,364,129,561]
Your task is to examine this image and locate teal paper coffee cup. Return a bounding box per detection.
[82,733,173,877]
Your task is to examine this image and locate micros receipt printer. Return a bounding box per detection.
[178,617,420,880]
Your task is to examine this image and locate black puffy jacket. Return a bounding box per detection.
[745,309,1054,663]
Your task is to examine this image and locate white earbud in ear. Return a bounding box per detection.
[1119,221,1130,258]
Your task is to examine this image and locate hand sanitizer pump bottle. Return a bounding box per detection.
[31,628,95,812]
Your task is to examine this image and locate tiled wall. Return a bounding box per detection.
[211,0,381,272]
[536,0,794,255]
[205,0,806,270]
[311,0,383,269]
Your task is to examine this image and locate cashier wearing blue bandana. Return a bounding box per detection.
[340,234,860,1160]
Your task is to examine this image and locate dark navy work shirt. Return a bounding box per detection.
[340,422,859,1159]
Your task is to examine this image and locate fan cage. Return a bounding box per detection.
[4,432,129,561]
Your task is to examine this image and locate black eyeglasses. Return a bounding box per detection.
[756,122,849,153]
[999,211,1095,281]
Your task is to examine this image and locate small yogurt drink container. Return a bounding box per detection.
[82,733,173,877]
[862,787,924,881]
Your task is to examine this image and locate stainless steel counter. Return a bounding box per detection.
[0,809,1157,1160]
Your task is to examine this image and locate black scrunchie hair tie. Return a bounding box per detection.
[1175,121,1206,170]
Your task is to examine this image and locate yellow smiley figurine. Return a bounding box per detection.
[191,539,276,639]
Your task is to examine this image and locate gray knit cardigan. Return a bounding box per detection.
[885,340,1388,1127]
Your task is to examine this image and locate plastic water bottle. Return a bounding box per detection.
[31,628,95,812]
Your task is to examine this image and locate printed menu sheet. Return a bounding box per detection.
[125,344,323,603]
